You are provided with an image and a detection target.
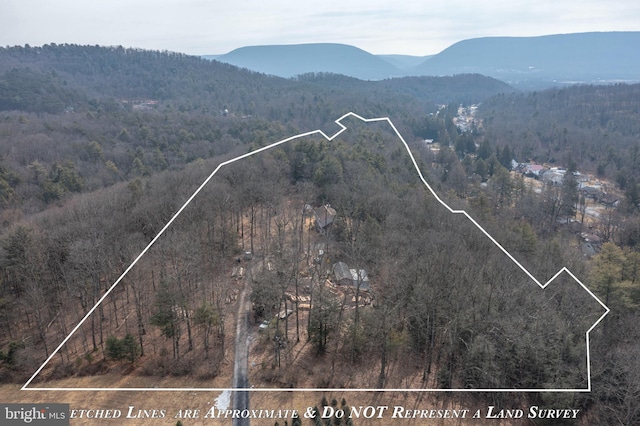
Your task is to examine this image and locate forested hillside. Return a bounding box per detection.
[0,44,639,425]
[479,84,640,212]
[0,45,512,217]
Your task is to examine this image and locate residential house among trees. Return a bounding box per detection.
[314,204,337,234]
[332,262,371,292]
[333,261,352,286]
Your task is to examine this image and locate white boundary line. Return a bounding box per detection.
[23,112,609,393]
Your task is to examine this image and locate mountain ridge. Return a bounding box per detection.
[214,43,401,81]
[209,32,640,88]
[412,32,640,86]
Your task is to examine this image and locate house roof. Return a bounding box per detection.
[314,205,337,229]
[349,269,369,283]
[333,262,351,282]
[600,193,620,206]
[350,268,370,291]
[332,263,371,291]
[582,186,602,195]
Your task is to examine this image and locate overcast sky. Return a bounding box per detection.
[2,0,639,56]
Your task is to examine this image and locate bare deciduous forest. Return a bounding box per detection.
[1,45,640,425]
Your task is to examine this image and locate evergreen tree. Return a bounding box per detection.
[477,139,493,160]
[499,145,513,169]
[560,165,579,222]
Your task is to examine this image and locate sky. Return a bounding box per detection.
[1,0,639,56]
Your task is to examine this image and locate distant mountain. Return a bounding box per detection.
[412,32,640,88]
[214,43,402,80]
[377,54,432,70]
[209,32,640,88]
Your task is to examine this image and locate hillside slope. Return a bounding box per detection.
[413,32,640,87]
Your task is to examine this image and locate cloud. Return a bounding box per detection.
[1,0,638,55]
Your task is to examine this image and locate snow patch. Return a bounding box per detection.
[214,389,231,411]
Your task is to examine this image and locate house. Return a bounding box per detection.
[582,186,603,201]
[333,262,352,287]
[574,172,590,184]
[581,242,597,258]
[581,233,602,245]
[522,164,545,178]
[600,193,620,208]
[542,169,565,186]
[314,204,337,234]
[349,268,370,292]
[332,262,371,292]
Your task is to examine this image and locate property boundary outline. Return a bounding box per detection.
[23,112,610,392]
